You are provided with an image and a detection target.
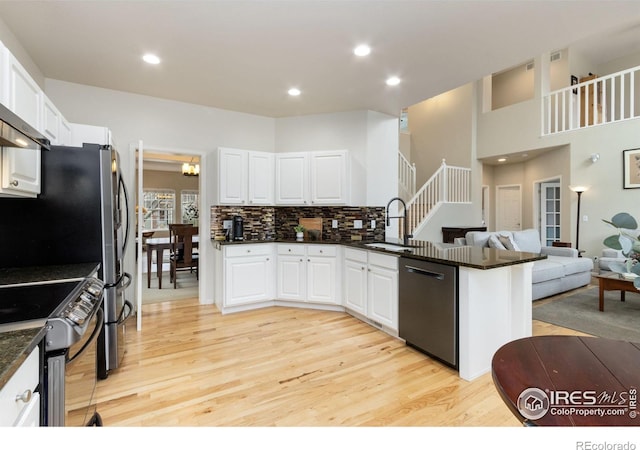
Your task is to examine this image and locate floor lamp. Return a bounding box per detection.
[569,185,588,252]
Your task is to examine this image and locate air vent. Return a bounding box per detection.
[550,51,562,62]
[526,62,535,71]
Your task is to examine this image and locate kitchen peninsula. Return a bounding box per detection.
[213,237,545,381]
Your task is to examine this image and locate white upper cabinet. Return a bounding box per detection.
[42,93,62,145]
[275,152,309,205]
[219,147,247,204]
[6,53,41,131]
[218,147,274,205]
[310,150,349,205]
[275,150,349,206]
[247,150,274,205]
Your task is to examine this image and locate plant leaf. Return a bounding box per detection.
[620,235,634,254]
[603,235,622,250]
[609,262,628,274]
[611,212,638,230]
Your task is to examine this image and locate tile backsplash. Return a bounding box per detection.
[211,205,386,241]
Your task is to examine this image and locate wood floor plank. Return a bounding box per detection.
[95,296,585,427]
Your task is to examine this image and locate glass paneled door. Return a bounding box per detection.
[541,182,561,246]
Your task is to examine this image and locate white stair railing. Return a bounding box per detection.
[543,65,640,135]
[398,151,416,199]
[405,159,471,235]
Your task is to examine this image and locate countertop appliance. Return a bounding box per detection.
[398,257,458,369]
[0,275,105,426]
[0,143,133,379]
[232,215,244,241]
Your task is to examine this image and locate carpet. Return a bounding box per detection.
[533,286,640,342]
[142,270,199,305]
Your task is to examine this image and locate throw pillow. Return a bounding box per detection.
[488,234,506,250]
[512,229,542,253]
[498,234,520,251]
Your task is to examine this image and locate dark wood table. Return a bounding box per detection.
[492,336,640,426]
[595,272,639,311]
[146,236,199,289]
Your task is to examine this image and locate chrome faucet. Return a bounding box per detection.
[385,197,413,246]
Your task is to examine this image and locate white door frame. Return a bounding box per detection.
[495,184,522,231]
[533,176,562,246]
[131,142,208,330]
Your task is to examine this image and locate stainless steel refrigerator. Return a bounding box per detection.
[0,143,133,379]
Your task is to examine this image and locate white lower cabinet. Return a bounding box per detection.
[223,244,275,307]
[343,249,368,315]
[343,249,398,331]
[276,244,340,305]
[0,346,40,427]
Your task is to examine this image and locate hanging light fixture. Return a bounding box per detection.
[182,158,200,176]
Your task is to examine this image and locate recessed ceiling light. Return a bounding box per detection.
[386,76,401,86]
[288,88,301,96]
[143,53,160,65]
[354,45,371,56]
[498,158,507,162]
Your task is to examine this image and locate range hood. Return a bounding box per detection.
[0,102,50,150]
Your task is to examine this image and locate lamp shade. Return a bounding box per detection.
[569,185,589,193]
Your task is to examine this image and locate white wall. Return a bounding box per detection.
[476,70,640,258]
[274,109,399,207]
[45,78,276,306]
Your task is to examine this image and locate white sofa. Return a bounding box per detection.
[598,249,626,273]
[456,229,593,301]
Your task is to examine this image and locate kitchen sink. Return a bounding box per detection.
[363,242,415,252]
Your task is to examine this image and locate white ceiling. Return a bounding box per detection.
[0,1,639,119]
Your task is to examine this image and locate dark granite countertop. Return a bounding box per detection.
[0,262,100,287]
[213,238,546,269]
[0,326,45,390]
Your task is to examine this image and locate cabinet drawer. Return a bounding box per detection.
[368,251,398,270]
[345,247,367,263]
[277,244,305,256]
[306,245,336,257]
[225,244,272,258]
[0,346,39,427]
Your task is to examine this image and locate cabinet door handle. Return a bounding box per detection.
[10,180,18,187]
[15,389,32,403]
[299,259,303,262]
[266,257,270,261]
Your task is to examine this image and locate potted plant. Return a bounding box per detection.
[294,225,305,241]
[602,212,640,289]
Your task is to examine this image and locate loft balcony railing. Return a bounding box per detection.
[542,65,640,135]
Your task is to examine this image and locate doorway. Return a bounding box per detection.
[536,178,562,246]
[136,149,201,306]
[496,184,522,231]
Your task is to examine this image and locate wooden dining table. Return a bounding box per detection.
[146,235,199,289]
[491,335,640,426]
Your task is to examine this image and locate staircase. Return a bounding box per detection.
[398,151,416,201]
[403,159,472,237]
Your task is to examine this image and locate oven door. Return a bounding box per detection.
[47,308,103,426]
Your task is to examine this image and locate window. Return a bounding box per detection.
[142,189,175,230]
[181,190,199,224]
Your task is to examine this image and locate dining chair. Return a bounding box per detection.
[169,224,199,288]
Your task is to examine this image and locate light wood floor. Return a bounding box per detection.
[95,287,590,427]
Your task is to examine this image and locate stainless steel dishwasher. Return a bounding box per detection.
[399,257,458,369]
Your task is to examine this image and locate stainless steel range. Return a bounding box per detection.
[0,276,105,426]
